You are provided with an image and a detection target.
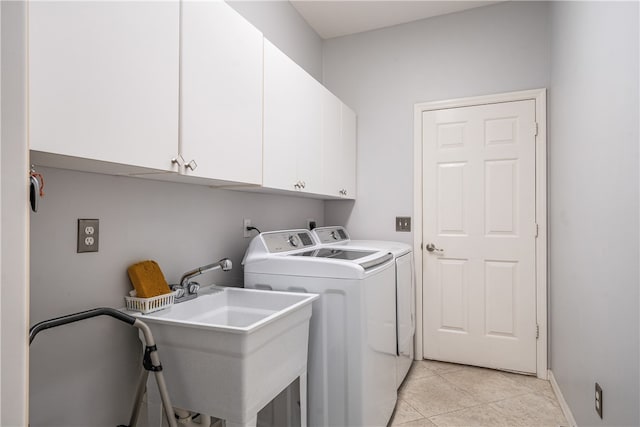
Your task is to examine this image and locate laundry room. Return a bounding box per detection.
[1,1,638,427]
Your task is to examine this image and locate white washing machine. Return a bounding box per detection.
[242,229,398,427]
[312,226,415,388]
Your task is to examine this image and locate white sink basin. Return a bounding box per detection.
[128,286,317,425]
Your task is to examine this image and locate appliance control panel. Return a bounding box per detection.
[262,230,316,253]
[313,226,350,244]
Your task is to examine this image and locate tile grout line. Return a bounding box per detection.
[394,396,428,424]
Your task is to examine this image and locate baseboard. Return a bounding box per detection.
[549,370,578,427]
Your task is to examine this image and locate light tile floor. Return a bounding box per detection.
[390,360,568,427]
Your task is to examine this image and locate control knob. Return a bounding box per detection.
[287,235,299,247]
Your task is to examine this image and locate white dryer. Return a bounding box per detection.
[242,229,398,427]
[312,226,415,388]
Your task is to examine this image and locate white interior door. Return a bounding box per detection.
[422,100,537,373]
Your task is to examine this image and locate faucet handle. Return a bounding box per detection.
[188,282,200,295]
[170,284,186,299]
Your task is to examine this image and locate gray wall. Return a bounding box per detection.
[549,2,639,425]
[324,1,640,425]
[29,2,324,425]
[322,1,550,242]
[30,169,324,426]
[227,0,323,82]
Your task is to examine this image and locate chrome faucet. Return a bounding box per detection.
[171,258,232,303]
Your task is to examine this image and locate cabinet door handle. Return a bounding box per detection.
[301,181,306,189]
[185,159,198,171]
[171,155,185,168]
[294,181,302,190]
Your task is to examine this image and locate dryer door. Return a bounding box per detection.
[396,252,415,388]
[361,264,397,427]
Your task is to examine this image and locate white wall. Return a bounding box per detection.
[28,2,324,425]
[227,0,323,82]
[1,2,29,425]
[549,2,639,425]
[322,1,550,242]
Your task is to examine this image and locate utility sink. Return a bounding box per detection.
[127,286,318,426]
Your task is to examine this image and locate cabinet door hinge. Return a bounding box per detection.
[536,324,540,339]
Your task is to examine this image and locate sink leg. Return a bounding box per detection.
[225,415,257,427]
[145,375,163,427]
[300,372,308,427]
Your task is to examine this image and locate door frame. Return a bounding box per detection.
[413,89,547,379]
[1,1,30,423]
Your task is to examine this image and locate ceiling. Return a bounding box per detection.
[290,1,503,39]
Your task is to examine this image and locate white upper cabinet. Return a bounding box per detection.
[29,1,180,173]
[263,40,322,194]
[29,1,356,198]
[180,0,263,185]
[320,89,357,199]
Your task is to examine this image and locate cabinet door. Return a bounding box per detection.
[181,1,263,184]
[297,77,323,194]
[340,104,357,199]
[263,40,321,192]
[321,95,357,199]
[29,1,179,172]
[320,89,343,197]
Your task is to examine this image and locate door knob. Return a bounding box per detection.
[425,243,444,253]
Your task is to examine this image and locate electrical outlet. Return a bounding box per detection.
[77,219,99,253]
[595,383,603,419]
[396,216,411,232]
[307,218,316,230]
[243,218,252,238]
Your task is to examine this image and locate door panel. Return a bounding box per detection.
[485,260,517,337]
[439,259,468,332]
[437,163,466,234]
[422,100,537,373]
[485,160,518,235]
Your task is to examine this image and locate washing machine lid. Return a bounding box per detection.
[291,248,394,271]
